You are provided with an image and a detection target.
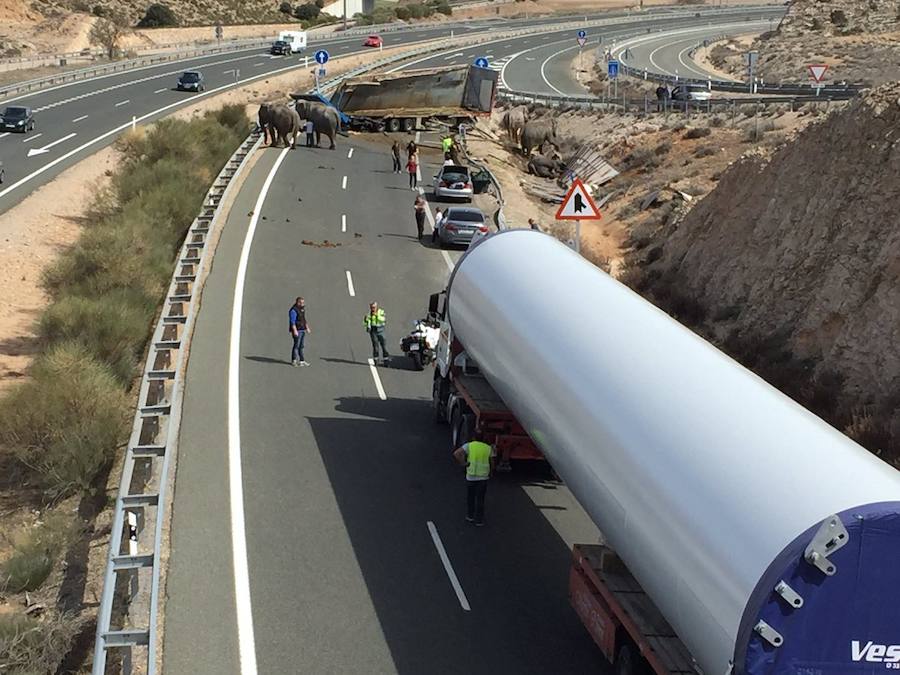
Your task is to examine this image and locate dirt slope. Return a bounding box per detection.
[637,83,900,461]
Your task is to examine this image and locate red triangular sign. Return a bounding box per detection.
[807,64,828,83]
[556,177,602,221]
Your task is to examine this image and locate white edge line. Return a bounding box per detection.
[345,269,356,297]
[341,213,347,232]
[341,175,347,189]
[366,358,387,400]
[228,148,290,675]
[427,521,471,611]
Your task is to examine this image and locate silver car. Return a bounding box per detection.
[433,165,473,202]
[671,84,711,102]
[435,206,487,247]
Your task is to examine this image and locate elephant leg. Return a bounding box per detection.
[315,130,321,147]
[328,133,335,150]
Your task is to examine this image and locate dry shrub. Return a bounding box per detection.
[0,611,86,675]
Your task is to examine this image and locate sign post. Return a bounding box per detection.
[474,56,489,69]
[314,50,329,91]
[556,177,603,254]
[608,59,619,101]
[744,50,758,93]
[577,30,586,73]
[807,63,828,96]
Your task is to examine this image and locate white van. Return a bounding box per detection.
[278,31,307,53]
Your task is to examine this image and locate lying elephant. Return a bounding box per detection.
[520,118,558,157]
[293,99,340,150]
[258,103,301,148]
[527,154,566,179]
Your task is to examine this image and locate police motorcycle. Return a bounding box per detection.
[400,313,441,371]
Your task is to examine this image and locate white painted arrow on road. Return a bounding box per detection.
[27,132,77,158]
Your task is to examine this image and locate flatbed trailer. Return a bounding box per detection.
[570,544,697,675]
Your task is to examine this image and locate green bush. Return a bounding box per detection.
[0,344,130,497]
[394,5,411,20]
[0,611,84,675]
[137,3,178,27]
[294,2,320,20]
[279,1,293,13]
[436,2,452,15]
[683,126,711,140]
[1,514,75,593]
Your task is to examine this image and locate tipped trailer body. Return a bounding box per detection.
[432,229,900,675]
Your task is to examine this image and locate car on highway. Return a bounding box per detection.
[671,84,711,103]
[364,35,383,48]
[270,40,292,56]
[0,106,35,133]
[176,71,205,92]
[434,206,487,247]
[433,164,473,202]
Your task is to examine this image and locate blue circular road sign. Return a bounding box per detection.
[577,29,587,39]
[474,56,489,68]
[314,49,330,65]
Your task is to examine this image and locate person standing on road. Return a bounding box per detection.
[289,296,311,367]
[391,140,402,173]
[432,207,443,243]
[441,134,454,156]
[364,302,389,363]
[406,139,417,159]
[453,439,496,526]
[407,152,419,190]
[414,195,427,240]
[305,119,315,147]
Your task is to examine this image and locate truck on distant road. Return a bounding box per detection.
[277,30,307,53]
[295,64,498,133]
[429,229,900,675]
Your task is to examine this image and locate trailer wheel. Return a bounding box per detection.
[401,118,415,132]
[433,374,448,424]
[387,118,401,132]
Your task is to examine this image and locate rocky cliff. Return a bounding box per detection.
[634,83,900,462]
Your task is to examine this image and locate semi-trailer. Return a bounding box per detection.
[430,229,900,675]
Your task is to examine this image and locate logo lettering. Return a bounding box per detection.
[852,641,900,664]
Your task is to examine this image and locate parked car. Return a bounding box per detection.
[435,206,488,248]
[364,35,383,48]
[433,165,473,202]
[671,84,711,102]
[270,40,292,56]
[0,106,35,133]
[176,71,205,92]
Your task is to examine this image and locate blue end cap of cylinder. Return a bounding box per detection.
[737,501,900,674]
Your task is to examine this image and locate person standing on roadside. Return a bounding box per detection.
[432,207,443,243]
[406,139,417,159]
[364,302,389,363]
[305,119,315,147]
[407,152,419,190]
[414,194,427,240]
[289,296,311,367]
[453,438,496,526]
[391,140,402,173]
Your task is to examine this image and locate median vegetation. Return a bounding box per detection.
[0,104,249,673]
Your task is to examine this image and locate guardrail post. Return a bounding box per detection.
[731,100,736,128]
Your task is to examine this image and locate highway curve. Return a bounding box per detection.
[164,136,602,673]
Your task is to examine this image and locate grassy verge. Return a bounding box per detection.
[0,104,249,673]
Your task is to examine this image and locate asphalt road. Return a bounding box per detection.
[165,136,604,673]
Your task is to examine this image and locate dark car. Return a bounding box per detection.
[271,40,291,56]
[176,71,205,92]
[0,106,35,133]
[435,206,488,247]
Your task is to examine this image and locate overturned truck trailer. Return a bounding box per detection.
[330,64,498,132]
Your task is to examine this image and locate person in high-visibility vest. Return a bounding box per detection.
[364,301,389,363]
[453,439,496,526]
[441,134,454,155]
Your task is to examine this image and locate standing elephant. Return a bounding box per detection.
[293,100,340,150]
[259,103,301,148]
[501,105,528,145]
[520,118,558,157]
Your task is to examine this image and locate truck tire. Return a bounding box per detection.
[614,645,648,675]
[451,407,475,449]
[432,374,448,424]
[387,118,401,132]
[401,118,415,132]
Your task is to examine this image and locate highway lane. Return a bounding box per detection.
[165,136,604,673]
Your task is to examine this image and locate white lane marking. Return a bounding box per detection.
[341,175,347,189]
[539,45,578,96]
[114,99,130,107]
[345,270,356,297]
[228,148,290,675]
[347,147,353,159]
[253,62,265,67]
[27,132,77,157]
[153,87,168,94]
[366,358,387,400]
[443,52,464,60]
[72,114,89,123]
[341,213,347,233]
[427,521,471,612]
[22,133,43,143]
[0,132,9,138]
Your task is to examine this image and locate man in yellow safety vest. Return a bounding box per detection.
[364,301,389,363]
[453,438,496,526]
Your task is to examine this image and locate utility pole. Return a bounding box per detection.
[343,0,347,32]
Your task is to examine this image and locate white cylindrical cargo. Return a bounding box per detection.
[446,230,900,675]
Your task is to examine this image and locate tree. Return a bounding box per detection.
[314,0,325,8]
[294,2,320,20]
[89,14,127,59]
[279,1,293,13]
[137,3,178,27]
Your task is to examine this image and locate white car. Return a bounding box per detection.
[433,165,473,202]
[671,84,711,102]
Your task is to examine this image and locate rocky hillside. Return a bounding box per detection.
[28,0,289,25]
[711,0,900,86]
[629,83,900,464]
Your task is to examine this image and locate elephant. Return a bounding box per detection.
[520,118,559,157]
[527,153,566,179]
[501,105,528,145]
[258,103,300,148]
[293,99,340,150]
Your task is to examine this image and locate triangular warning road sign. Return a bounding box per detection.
[556,177,602,221]
[807,64,828,83]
